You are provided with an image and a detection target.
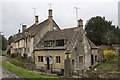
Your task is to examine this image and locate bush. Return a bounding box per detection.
[103,49,117,61]
[2,54,6,56]
[10,53,17,58]
[7,49,11,55]
[9,59,35,70]
[9,59,25,68]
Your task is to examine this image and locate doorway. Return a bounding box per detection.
[72,60,75,70]
[46,57,50,70]
[91,55,94,65]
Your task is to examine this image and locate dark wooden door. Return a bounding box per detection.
[47,57,50,70]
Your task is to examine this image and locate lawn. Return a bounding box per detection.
[2,61,57,79]
[96,57,119,72]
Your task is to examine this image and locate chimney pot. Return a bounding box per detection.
[48,9,53,20]
[78,19,83,28]
[22,25,26,32]
[35,15,39,25]
[18,29,20,33]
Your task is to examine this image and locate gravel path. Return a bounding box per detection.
[2,68,19,78]
[0,56,19,78]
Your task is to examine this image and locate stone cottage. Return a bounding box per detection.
[11,9,98,76]
[11,9,60,61]
[34,16,98,75]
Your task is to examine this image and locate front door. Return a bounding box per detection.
[46,57,50,70]
[91,55,94,66]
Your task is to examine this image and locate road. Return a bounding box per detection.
[0,56,19,79]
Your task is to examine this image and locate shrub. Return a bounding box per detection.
[9,59,35,70]
[103,49,117,61]
[9,59,25,68]
[10,53,17,58]
[2,54,6,56]
[7,49,10,55]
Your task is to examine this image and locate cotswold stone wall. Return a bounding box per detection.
[35,50,65,72]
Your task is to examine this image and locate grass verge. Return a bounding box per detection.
[9,58,34,70]
[2,61,57,78]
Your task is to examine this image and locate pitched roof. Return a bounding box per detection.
[88,39,98,49]
[35,26,98,51]
[28,19,49,36]
[35,27,83,50]
[14,19,49,42]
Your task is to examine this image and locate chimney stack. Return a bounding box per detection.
[22,24,26,32]
[18,29,20,33]
[35,15,39,25]
[48,9,53,20]
[78,19,83,28]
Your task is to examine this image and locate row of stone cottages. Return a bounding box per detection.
[10,9,99,76]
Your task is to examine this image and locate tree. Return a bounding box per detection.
[85,16,120,45]
[8,36,14,45]
[2,35,8,51]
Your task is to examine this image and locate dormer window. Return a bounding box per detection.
[56,40,64,47]
[53,26,56,30]
[44,41,53,47]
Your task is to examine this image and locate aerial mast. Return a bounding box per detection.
[33,8,36,20]
[48,3,52,9]
[74,7,80,24]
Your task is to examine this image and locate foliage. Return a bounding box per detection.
[2,54,6,56]
[85,16,120,45]
[1,35,8,51]
[103,50,117,61]
[2,61,57,78]
[7,49,11,55]
[10,53,17,58]
[9,59,35,70]
[8,35,14,45]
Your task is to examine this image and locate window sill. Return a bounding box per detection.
[55,46,64,47]
[56,63,61,64]
[38,62,43,63]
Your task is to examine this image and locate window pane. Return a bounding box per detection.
[56,40,64,46]
[38,56,40,62]
[59,56,60,63]
[56,56,60,63]
[56,56,58,63]
[95,55,97,61]
[41,56,43,62]
[79,56,83,64]
[44,41,53,47]
[38,56,43,62]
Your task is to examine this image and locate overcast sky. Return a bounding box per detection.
[0,0,119,38]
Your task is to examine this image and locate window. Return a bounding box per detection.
[95,55,97,61]
[38,56,43,62]
[44,41,53,47]
[29,36,30,42]
[79,56,83,64]
[56,40,64,46]
[53,26,56,30]
[56,56,60,63]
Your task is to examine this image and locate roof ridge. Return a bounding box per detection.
[88,38,98,48]
[31,19,49,36]
[61,27,78,31]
